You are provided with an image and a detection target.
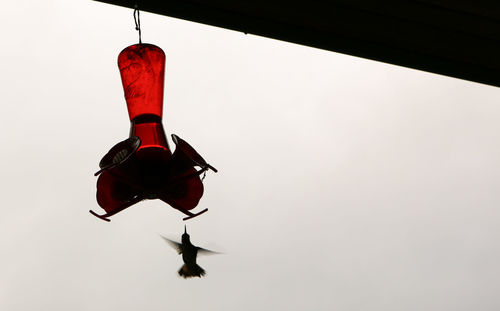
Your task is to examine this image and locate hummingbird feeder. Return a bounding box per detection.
[90,9,217,222]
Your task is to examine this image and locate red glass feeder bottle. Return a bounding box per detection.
[90,44,217,221]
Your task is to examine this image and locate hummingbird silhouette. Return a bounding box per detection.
[161,226,219,278]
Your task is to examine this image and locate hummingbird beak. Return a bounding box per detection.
[184,225,187,234]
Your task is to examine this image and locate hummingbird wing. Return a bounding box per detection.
[197,246,221,256]
[160,235,183,254]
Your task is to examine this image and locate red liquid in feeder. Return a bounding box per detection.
[118,43,170,152]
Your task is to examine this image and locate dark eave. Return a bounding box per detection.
[94,0,500,87]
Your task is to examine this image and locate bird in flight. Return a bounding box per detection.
[161,226,219,278]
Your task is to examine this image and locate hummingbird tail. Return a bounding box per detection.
[178,264,206,278]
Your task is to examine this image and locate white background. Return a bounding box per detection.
[1,1,500,310]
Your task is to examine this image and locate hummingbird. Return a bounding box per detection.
[161,226,219,278]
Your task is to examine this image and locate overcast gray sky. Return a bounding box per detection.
[1,1,500,310]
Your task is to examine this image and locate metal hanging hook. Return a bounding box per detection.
[134,5,142,44]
